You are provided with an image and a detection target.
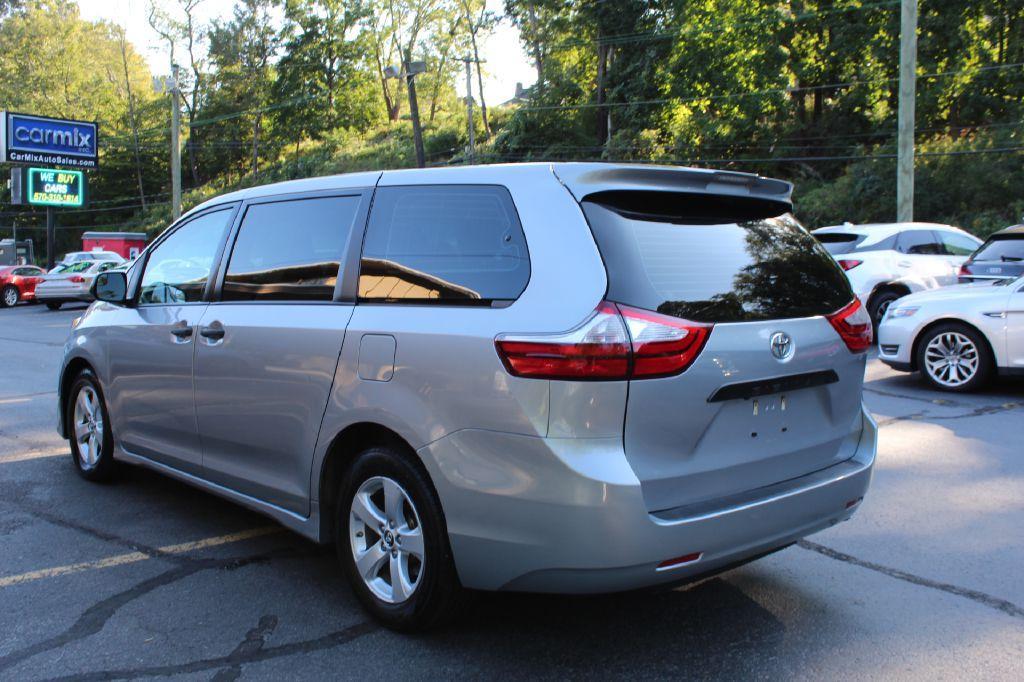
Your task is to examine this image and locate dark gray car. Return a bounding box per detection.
[58,163,877,631]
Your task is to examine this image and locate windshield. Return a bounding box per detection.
[583,197,853,323]
[971,236,1024,262]
[60,261,94,274]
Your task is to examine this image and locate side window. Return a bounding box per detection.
[359,185,530,303]
[938,231,980,256]
[139,209,232,305]
[898,230,943,255]
[96,262,118,274]
[222,195,360,302]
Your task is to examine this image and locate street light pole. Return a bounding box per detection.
[463,56,475,164]
[404,54,426,169]
[896,0,917,223]
[170,63,182,221]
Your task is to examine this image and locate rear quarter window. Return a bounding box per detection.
[582,193,852,323]
[359,185,530,304]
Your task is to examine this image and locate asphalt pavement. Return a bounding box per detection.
[1,301,1022,680]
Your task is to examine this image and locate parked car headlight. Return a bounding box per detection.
[887,306,919,319]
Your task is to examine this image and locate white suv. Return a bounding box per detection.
[812,222,982,329]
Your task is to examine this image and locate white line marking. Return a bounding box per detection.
[0,398,31,405]
[0,449,69,464]
[0,526,280,589]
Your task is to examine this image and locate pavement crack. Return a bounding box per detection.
[0,335,63,347]
[41,620,378,681]
[875,401,1024,427]
[799,540,1024,621]
[864,385,962,406]
[10,504,185,565]
[0,550,295,675]
[210,614,279,682]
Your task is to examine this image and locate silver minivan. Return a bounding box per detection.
[59,163,876,631]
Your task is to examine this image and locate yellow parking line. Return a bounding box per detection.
[0,449,69,464]
[0,397,32,405]
[0,526,280,589]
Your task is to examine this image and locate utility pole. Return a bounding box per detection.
[170,63,182,221]
[385,58,426,168]
[463,56,475,164]
[896,0,917,223]
[404,52,426,169]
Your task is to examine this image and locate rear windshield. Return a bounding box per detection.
[582,194,853,324]
[971,235,1024,262]
[814,232,865,255]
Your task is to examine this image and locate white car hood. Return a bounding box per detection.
[896,281,1013,307]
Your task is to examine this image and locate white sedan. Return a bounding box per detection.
[878,277,1024,391]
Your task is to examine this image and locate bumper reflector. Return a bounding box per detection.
[656,552,703,571]
[845,497,863,509]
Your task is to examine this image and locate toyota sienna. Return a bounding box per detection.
[59,163,877,631]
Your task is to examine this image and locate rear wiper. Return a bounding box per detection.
[1000,255,1023,262]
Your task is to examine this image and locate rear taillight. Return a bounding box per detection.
[68,276,85,283]
[617,304,712,378]
[958,264,970,276]
[837,259,862,271]
[495,301,712,380]
[827,298,872,353]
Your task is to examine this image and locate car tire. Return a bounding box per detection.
[2,284,19,307]
[46,301,62,311]
[336,446,462,632]
[66,369,116,482]
[868,290,903,335]
[915,322,993,393]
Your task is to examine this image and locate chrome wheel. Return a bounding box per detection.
[73,385,104,468]
[349,476,424,604]
[924,332,979,388]
[3,286,17,307]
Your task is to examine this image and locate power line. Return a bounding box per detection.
[516,61,1024,113]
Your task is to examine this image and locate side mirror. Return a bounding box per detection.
[92,271,128,304]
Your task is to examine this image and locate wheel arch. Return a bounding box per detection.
[867,281,912,310]
[909,318,996,372]
[58,356,98,438]
[316,422,435,543]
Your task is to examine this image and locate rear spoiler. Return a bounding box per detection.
[551,163,792,208]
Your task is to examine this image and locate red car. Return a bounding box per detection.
[0,265,46,307]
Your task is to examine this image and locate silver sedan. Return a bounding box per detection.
[35,260,123,310]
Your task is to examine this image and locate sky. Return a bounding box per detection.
[75,0,536,106]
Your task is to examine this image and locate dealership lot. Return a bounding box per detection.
[1,302,1022,680]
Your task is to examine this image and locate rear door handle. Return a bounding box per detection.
[199,326,225,340]
[897,260,912,268]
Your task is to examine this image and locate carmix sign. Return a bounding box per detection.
[26,167,86,207]
[1,112,98,169]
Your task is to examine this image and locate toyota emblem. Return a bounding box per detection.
[770,331,794,362]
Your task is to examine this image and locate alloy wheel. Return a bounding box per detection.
[923,332,979,388]
[73,385,104,468]
[3,287,17,307]
[349,476,425,604]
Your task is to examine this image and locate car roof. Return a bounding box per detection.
[990,224,1024,237]
[182,162,792,220]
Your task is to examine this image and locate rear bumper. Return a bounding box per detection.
[420,405,877,593]
[35,290,91,302]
